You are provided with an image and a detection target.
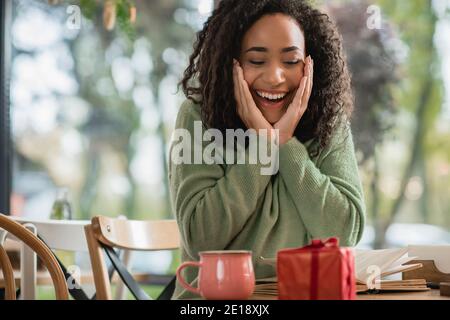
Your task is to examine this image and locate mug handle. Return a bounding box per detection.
[176,261,202,295]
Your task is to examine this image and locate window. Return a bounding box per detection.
[1,0,12,215]
[2,0,215,280]
[3,0,450,252]
[8,0,214,221]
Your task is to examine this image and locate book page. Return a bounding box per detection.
[385,254,417,269]
[355,248,409,283]
[379,263,422,278]
[357,279,429,292]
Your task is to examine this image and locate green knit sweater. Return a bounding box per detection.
[168,99,366,299]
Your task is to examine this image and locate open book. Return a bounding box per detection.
[253,248,429,296]
[354,248,428,292]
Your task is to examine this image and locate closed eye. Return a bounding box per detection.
[285,60,301,65]
[249,60,302,66]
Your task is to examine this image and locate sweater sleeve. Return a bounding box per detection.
[278,125,366,246]
[168,100,273,259]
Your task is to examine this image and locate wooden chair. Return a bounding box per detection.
[84,215,180,300]
[8,215,135,300]
[7,217,89,299]
[0,214,69,300]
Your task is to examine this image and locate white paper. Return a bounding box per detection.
[354,248,408,283]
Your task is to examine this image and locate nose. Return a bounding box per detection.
[262,63,285,87]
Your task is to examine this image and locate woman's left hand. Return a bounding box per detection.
[274,56,314,145]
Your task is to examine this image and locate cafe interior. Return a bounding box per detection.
[1,0,450,301]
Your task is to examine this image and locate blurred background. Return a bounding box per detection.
[1,0,450,290]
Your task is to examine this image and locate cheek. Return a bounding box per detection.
[287,67,304,88]
[242,67,258,86]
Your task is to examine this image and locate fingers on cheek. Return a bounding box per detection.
[233,80,239,102]
[296,77,303,89]
[239,67,252,86]
[238,64,245,77]
[299,77,307,96]
[236,104,243,119]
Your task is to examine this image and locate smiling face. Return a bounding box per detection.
[239,13,306,124]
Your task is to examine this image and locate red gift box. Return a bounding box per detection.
[277,237,356,300]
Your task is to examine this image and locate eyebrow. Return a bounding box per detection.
[244,46,301,53]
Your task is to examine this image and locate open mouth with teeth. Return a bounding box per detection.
[256,91,287,102]
[252,89,291,110]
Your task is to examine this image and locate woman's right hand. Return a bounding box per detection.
[233,59,274,136]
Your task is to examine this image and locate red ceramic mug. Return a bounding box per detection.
[176,250,255,300]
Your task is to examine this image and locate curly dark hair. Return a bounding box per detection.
[180,0,354,155]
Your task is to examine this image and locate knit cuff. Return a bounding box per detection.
[278,137,324,194]
[279,136,310,168]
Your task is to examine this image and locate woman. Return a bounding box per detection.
[169,0,365,299]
